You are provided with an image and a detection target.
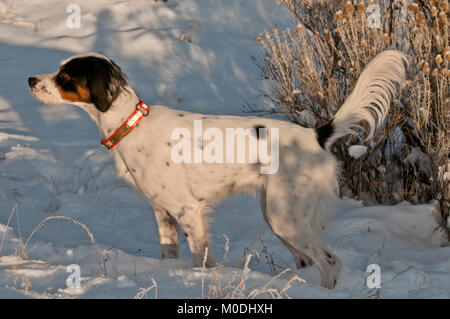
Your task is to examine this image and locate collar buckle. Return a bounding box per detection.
[137,100,150,117]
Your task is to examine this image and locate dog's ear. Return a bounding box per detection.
[86,58,128,112]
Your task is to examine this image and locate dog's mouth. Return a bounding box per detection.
[28,87,39,100]
[28,86,44,103]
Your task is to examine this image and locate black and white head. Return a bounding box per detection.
[28,53,128,112]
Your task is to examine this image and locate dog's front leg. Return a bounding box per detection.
[174,207,215,268]
[154,207,179,259]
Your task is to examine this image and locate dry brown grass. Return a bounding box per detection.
[0,204,95,294]
[134,278,158,299]
[200,235,306,299]
[203,249,306,299]
[249,0,449,239]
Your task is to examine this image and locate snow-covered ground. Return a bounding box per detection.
[0,0,449,299]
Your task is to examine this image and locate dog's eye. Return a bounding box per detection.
[55,72,78,92]
[59,72,71,82]
[55,72,74,89]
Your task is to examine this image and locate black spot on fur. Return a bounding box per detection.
[227,182,236,193]
[178,114,184,117]
[167,142,171,147]
[166,162,170,166]
[316,121,335,149]
[253,125,266,139]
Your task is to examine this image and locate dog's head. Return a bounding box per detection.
[28,53,128,112]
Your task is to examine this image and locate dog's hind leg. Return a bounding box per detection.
[174,206,215,268]
[263,176,341,289]
[277,236,314,268]
[260,188,313,268]
[154,207,179,259]
[290,229,342,289]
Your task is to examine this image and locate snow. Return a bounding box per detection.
[404,146,431,177]
[0,0,449,299]
[348,145,368,160]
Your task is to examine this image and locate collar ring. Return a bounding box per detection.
[137,101,150,117]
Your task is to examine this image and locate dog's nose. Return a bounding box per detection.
[28,77,39,88]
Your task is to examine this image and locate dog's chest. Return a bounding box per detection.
[110,128,188,208]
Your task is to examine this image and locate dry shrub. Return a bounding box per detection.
[249,0,449,238]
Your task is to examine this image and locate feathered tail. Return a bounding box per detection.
[317,50,409,149]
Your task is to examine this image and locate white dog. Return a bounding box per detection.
[28,50,408,289]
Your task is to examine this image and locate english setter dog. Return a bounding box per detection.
[28,50,408,289]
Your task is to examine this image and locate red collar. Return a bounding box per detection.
[101,100,150,150]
